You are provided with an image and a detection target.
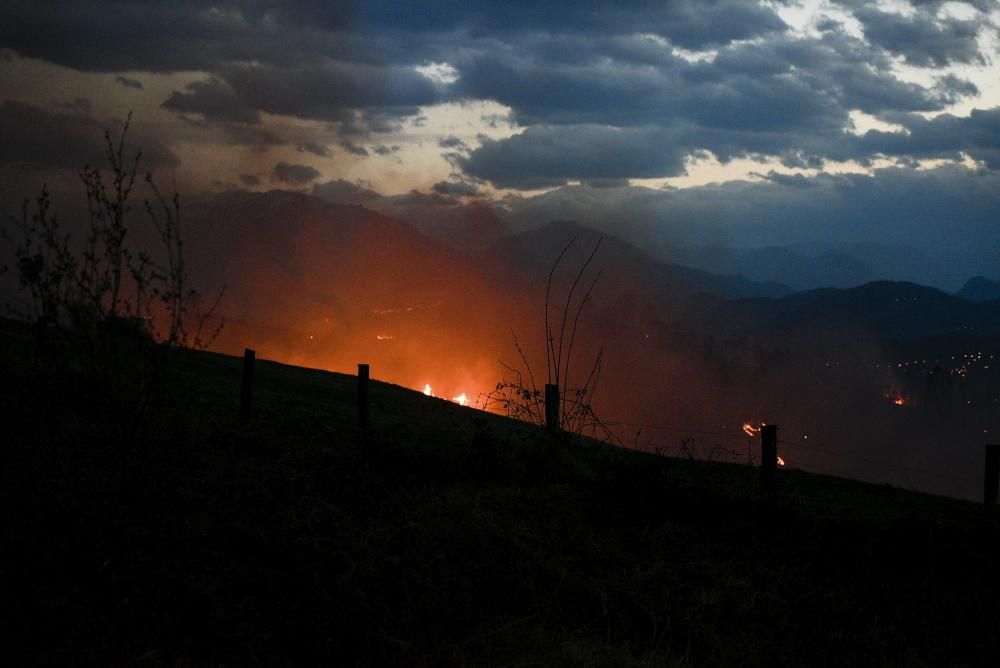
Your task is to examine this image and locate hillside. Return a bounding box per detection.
[3,318,999,666]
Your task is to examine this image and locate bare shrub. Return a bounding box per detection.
[481,235,617,443]
[3,112,223,375]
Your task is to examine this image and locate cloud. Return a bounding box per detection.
[272,161,322,185]
[338,139,369,157]
[0,0,995,193]
[162,78,260,124]
[115,75,143,89]
[447,26,985,187]
[461,125,689,189]
[432,180,479,197]
[218,123,284,146]
[858,107,1000,168]
[439,136,468,150]
[218,61,442,122]
[297,142,332,157]
[240,174,260,186]
[853,6,984,67]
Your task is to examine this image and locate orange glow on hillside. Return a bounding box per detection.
[422,383,474,408]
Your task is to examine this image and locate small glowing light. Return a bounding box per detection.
[423,384,433,397]
[452,392,469,406]
[777,456,785,467]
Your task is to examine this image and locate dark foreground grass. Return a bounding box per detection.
[2,319,999,666]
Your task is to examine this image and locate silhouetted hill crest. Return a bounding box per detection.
[485,219,791,300]
[957,276,1000,302]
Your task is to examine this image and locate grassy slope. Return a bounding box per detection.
[2,319,998,666]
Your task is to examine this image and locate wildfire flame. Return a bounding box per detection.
[883,388,908,407]
[423,384,471,407]
[744,421,784,465]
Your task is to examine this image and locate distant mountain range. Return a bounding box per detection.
[177,191,1000,356]
[483,220,790,302]
[718,281,1000,342]
[675,244,875,291]
[957,276,1000,302]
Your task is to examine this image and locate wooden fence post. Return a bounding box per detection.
[985,444,999,525]
[760,424,778,495]
[358,363,370,431]
[240,348,255,423]
[33,315,49,370]
[545,383,560,437]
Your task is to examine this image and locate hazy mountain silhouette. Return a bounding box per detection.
[483,220,791,301]
[179,193,1000,354]
[184,189,475,315]
[719,281,1000,341]
[957,276,1000,302]
[677,244,874,290]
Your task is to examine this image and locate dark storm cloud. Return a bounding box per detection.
[163,78,260,124]
[218,123,284,146]
[463,103,991,191]
[455,20,993,188]
[338,108,417,137]
[218,61,441,121]
[0,1,259,72]
[853,6,984,67]
[461,125,689,189]
[0,1,995,189]
[449,24,982,183]
[0,100,178,170]
[432,180,479,197]
[115,76,144,90]
[285,0,787,49]
[272,161,322,185]
[455,28,968,132]
[297,142,332,158]
[338,140,368,157]
[12,4,729,80]
[439,136,469,150]
[859,108,1000,168]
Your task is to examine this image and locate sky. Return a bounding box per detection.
[1,0,999,287]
